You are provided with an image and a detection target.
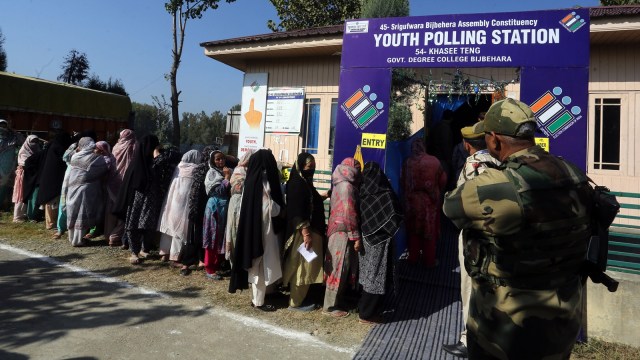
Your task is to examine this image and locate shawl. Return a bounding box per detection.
[229,149,255,196]
[229,149,285,293]
[21,144,48,202]
[157,150,202,239]
[70,138,98,170]
[111,129,136,178]
[113,134,159,219]
[36,131,71,206]
[174,150,202,180]
[0,127,20,187]
[285,152,325,240]
[359,162,402,247]
[17,135,42,166]
[187,146,214,221]
[402,138,446,197]
[96,141,120,202]
[327,157,361,239]
[66,139,108,230]
[0,126,19,155]
[204,151,225,196]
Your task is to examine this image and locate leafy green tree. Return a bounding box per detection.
[267,0,361,31]
[361,0,408,18]
[57,49,90,85]
[0,28,7,72]
[164,0,236,147]
[180,110,226,146]
[132,101,158,138]
[600,0,639,5]
[85,74,128,96]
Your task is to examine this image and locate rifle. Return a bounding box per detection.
[584,182,620,293]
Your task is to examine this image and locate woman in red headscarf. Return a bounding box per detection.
[323,157,361,318]
[401,138,447,267]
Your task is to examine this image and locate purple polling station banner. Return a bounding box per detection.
[521,67,589,171]
[333,67,392,169]
[341,8,589,68]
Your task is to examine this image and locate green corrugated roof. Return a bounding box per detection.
[0,71,131,121]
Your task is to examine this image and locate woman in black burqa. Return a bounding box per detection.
[228,150,285,299]
[36,130,72,230]
[282,152,327,311]
[357,161,402,324]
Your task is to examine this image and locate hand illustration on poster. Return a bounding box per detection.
[244,98,263,129]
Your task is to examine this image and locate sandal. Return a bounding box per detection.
[205,273,223,280]
[322,309,350,318]
[52,232,62,239]
[83,233,95,240]
[129,255,142,265]
[180,267,191,276]
[358,316,383,325]
[251,303,277,312]
[121,244,129,250]
[139,251,150,259]
[160,254,170,262]
[109,240,122,247]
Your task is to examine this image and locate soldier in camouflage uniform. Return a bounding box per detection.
[443,99,593,360]
[443,120,501,358]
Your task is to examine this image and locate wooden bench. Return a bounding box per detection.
[608,191,640,276]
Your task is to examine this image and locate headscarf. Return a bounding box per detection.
[177,150,203,178]
[229,149,285,293]
[113,134,159,219]
[187,146,216,221]
[359,162,402,246]
[229,149,255,196]
[411,138,426,156]
[96,141,115,169]
[36,131,72,206]
[69,137,99,171]
[17,135,42,166]
[204,150,225,195]
[285,152,325,240]
[111,129,136,178]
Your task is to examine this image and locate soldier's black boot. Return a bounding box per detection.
[442,342,468,358]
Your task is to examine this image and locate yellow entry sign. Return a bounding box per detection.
[361,133,387,149]
[535,137,549,152]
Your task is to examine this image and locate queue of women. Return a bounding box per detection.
[5,128,425,324]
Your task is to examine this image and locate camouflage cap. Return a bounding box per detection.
[461,121,485,140]
[484,98,536,138]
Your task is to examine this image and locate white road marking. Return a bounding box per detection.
[0,243,356,355]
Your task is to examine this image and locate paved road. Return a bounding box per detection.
[0,245,354,360]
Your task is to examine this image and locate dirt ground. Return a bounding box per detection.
[0,212,369,350]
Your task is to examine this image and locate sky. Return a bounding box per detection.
[1,0,600,115]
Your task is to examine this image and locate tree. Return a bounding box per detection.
[0,28,7,72]
[57,49,90,85]
[267,0,361,32]
[84,73,128,96]
[361,0,409,18]
[165,0,236,147]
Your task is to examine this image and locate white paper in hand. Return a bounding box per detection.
[297,242,318,263]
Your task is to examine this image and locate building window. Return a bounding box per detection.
[302,98,321,154]
[329,98,338,154]
[593,98,621,170]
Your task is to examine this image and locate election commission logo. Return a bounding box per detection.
[342,85,386,130]
[530,86,582,138]
[560,12,586,33]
